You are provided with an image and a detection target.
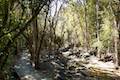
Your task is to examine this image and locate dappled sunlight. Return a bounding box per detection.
[0,0,120,80]
[13,50,53,80]
[22,74,36,80]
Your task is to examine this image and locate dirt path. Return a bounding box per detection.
[13,50,52,80]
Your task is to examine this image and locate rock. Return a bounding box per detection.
[89,50,97,56]
[10,68,20,80]
[62,51,71,57]
[69,66,76,70]
[59,44,74,52]
[77,69,90,77]
[38,62,54,72]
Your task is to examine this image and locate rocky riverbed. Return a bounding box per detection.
[12,47,120,80]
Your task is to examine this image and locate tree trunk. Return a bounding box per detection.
[114,20,119,66]
[31,0,39,68]
[118,0,120,66]
[95,0,100,57]
[113,0,120,66]
[84,0,89,51]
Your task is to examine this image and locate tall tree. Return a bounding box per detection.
[95,0,100,57]
[110,0,120,66]
[83,0,89,51]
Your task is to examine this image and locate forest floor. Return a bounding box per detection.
[67,53,120,79]
[12,47,120,80]
[13,50,53,80]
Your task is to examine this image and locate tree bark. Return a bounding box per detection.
[31,0,39,68]
[84,0,89,51]
[114,19,119,66]
[95,0,100,57]
[117,0,120,66]
[113,0,120,66]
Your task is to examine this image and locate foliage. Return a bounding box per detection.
[0,0,120,79]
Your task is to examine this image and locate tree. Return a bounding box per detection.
[0,0,52,70]
[110,0,120,66]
